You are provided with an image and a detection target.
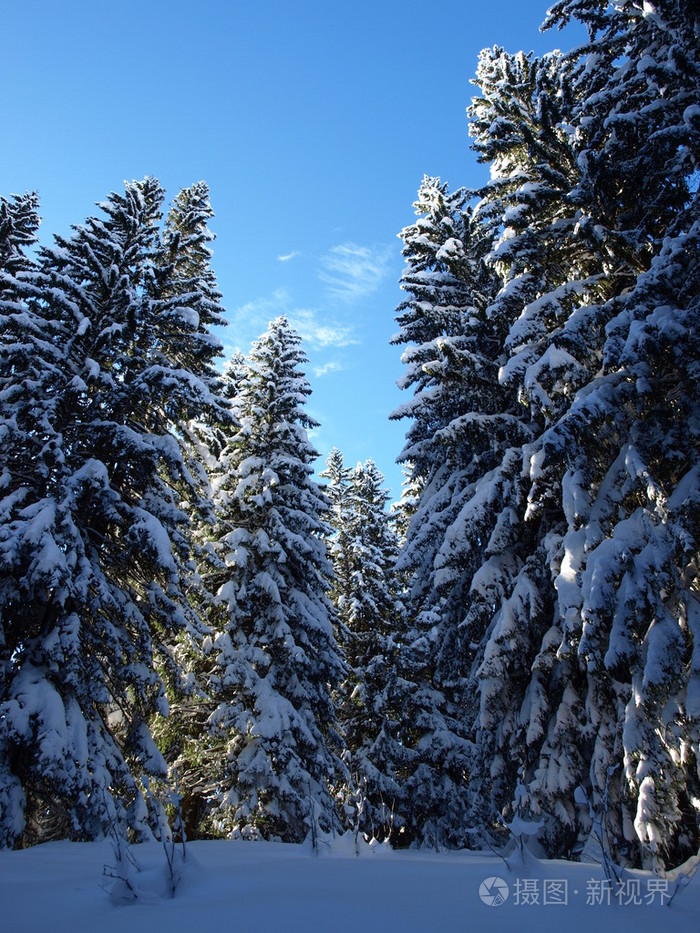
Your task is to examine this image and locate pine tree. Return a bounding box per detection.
[204,318,345,842]
[389,173,523,848]
[0,191,68,846]
[320,448,354,630]
[156,181,227,380]
[144,182,233,836]
[322,451,406,839]
[153,180,230,505]
[459,1,700,865]
[517,0,700,866]
[456,44,596,847]
[415,38,624,852]
[0,179,226,846]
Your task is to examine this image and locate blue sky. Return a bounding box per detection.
[1,1,583,500]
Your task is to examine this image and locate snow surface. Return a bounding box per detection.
[1,835,698,933]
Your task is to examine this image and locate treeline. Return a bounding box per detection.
[1,0,699,871]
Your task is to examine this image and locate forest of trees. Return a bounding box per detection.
[0,0,698,871]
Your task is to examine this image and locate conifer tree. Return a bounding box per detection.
[322,451,406,838]
[320,448,354,631]
[526,0,700,866]
[389,175,518,847]
[0,179,226,846]
[460,1,700,864]
[455,45,594,844]
[153,180,230,507]
[144,182,233,834]
[204,318,345,842]
[0,191,67,846]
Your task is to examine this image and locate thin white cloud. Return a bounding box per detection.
[312,360,344,378]
[277,250,300,263]
[290,308,358,350]
[319,242,393,303]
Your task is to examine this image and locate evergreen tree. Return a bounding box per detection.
[320,448,354,632]
[0,179,225,846]
[0,191,67,846]
[204,318,345,842]
[322,451,406,839]
[156,181,227,380]
[461,1,700,865]
[153,179,230,512]
[419,36,634,852]
[456,44,595,846]
[389,174,522,847]
[145,182,233,836]
[519,0,700,867]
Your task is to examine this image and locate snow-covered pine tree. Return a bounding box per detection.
[452,45,598,846]
[143,181,234,835]
[522,0,700,867]
[389,175,517,847]
[388,5,699,858]
[457,0,700,866]
[320,448,354,631]
[152,180,229,497]
[156,181,227,381]
[0,179,224,847]
[322,451,406,839]
[415,35,640,852]
[204,318,345,842]
[0,191,70,846]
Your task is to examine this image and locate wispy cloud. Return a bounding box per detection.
[312,359,344,378]
[319,242,393,303]
[277,250,300,263]
[290,308,358,350]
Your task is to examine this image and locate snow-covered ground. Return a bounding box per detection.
[1,833,698,932]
